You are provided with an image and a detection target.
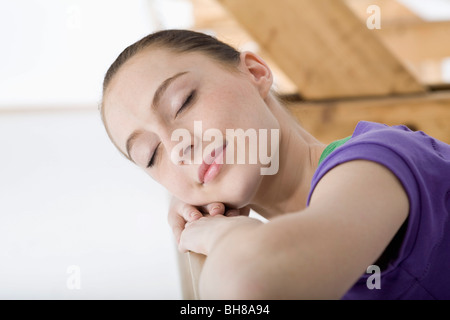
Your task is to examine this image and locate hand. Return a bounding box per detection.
[178,214,262,255]
[167,195,250,243]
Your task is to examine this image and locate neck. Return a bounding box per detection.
[249,96,326,219]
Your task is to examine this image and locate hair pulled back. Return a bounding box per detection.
[102,29,241,96]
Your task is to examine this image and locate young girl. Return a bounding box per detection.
[100,29,450,299]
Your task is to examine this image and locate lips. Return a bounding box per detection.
[198,143,227,184]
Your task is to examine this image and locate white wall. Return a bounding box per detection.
[0,110,182,299]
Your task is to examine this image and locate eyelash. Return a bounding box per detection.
[147,143,160,168]
[147,91,195,168]
[176,90,196,117]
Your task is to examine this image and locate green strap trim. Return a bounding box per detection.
[318,135,352,166]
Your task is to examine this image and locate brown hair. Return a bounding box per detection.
[100,29,242,159]
[102,29,241,97]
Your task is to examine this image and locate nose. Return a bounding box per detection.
[168,129,202,166]
[180,144,194,165]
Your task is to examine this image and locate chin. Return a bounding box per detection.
[214,164,263,208]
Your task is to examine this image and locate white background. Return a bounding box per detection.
[0,0,449,299]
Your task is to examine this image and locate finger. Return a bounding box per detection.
[168,196,203,222]
[177,226,192,253]
[204,202,225,216]
[170,216,186,244]
[179,203,203,222]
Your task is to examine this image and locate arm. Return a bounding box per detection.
[181,160,409,299]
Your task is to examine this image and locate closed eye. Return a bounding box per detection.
[147,91,195,168]
[147,143,161,168]
[176,90,196,117]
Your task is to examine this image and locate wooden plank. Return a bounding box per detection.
[285,91,450,144]
[379,21,450,63]
[177,251,196,299]
[344,0,423,25]
[218,0,425,100]
[191,0,298,94]
[192,0,449,88]
[377,21,450,85]
[320,1,450,85]
[187,252,206,299]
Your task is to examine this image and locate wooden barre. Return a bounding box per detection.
[178,251,206,300]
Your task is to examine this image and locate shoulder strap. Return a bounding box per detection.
[318,136,352,166]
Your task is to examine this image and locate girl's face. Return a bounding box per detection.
[103,48,279,208]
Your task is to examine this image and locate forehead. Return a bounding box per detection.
[104,48,227,108]
[108,48,193,97]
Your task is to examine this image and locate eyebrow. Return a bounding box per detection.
[125,71,189,161]
[152,71,189,110]
[126,129,145,162]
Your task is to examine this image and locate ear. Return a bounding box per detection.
[239,51,273,99]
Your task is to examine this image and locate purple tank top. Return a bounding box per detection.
[307,121,450,299]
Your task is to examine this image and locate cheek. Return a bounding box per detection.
[199,85,254,123]
[155,164,204,205]
[158,167,187,196]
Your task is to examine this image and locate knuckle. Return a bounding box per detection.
[212,202,224,210]
[208,202,225,215]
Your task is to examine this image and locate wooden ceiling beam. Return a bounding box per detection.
[286,90,450,144]
[192,0,298,94]
[377,21,450,85]
[380,21,450,63]
[344,0,423,25]
[218,0,426,100]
